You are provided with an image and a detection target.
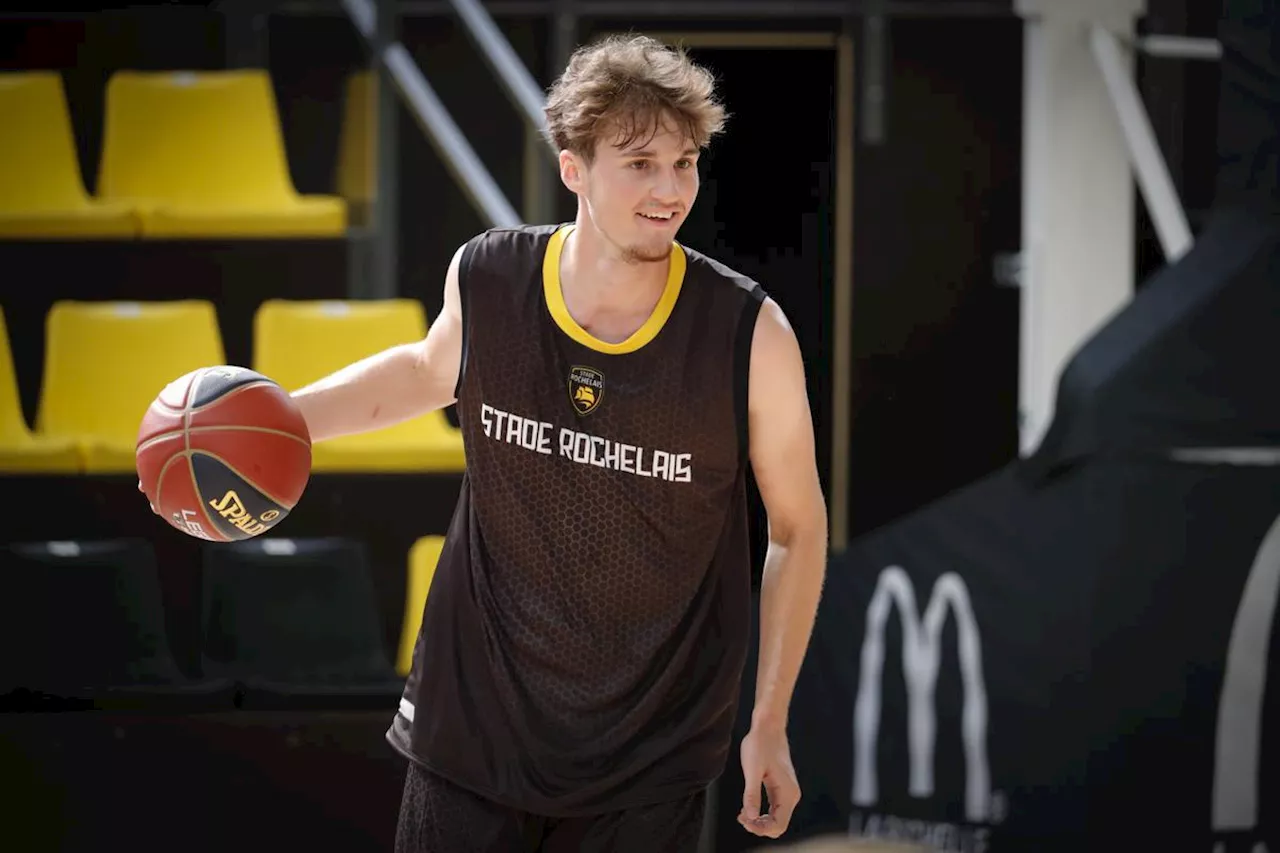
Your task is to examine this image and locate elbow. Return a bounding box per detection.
[406,341,453,409]
[407,340,431,379]
[769,508,829,554]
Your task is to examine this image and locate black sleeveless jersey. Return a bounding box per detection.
[386,223,766,816]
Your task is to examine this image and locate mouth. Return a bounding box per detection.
[637,210,680,226]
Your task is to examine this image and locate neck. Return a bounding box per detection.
[561,212,671,310]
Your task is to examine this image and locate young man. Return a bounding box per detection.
[291,34,828,852]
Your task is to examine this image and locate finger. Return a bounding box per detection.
[754,814,789,840]
[737,814,776,837]
[763,780,800,836]
[740,763,763,821]
[740,784,763,821]
[767,801,796,837]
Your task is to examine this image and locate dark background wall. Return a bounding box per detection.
[0,0,1226,697]
[0,4,1234,851]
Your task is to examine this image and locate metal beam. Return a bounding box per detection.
[383,43,522,227]
[831,26,856,552]
[523,130,557,223]
[518,0,577,225]
[859,5,888,145]
[537,0,579,224]
[447,0,556,155]
[590,0,1013,12]
[1091,24,1194,263]
[599,31,838,48]
[341,0,522,228]
[1136,34,1223,60]
[648,31,839,47]
[370,0,399,298]
[550,0,579,72]
[445,0,558,223]
[275,0,1014,18]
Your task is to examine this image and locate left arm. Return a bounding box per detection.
[738,298,829,839]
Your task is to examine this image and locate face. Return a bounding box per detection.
[560,117,700,265]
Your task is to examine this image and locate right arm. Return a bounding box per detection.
[290,242,467,442]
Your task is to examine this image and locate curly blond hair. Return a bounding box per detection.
[544,34,727,161]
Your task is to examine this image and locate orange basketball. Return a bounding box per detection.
[136,365,312,542]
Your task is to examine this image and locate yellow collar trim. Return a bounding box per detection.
[542,224,686,355]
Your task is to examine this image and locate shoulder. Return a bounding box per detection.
[750,297,797,354]
[680,243,768,307]
[684,247,795,370]
[454,223,563,289]
[466,223,562,260]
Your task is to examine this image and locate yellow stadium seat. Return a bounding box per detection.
[0,308,81,473]
[397,535,445,676]
[335,71,375,227]
[97,70,346,239]
[36,300,225,473]
[253,299,465,473]
[0,71,137,239]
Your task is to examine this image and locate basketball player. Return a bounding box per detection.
[289,35,828,852]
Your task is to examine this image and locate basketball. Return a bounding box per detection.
[135,365,312,542]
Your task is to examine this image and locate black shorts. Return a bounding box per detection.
[393,761,708,853]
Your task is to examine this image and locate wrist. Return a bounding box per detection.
[750,707,788,734]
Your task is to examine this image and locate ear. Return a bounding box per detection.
[559,149,585,193]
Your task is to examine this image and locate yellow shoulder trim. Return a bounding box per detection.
[542,224,685,355]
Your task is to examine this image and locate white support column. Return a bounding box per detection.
[1015,0,1147,456]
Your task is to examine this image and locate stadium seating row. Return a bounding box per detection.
[0,299,465,474]
[0,69,375,239]
[0,534,442,711]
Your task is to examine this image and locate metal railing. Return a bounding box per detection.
[342,0,522,228]
[446,0,553,149]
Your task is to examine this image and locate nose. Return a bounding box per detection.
[651,166,681,204]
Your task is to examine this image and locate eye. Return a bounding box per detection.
[628,160,650,170]
[676,159,694,170]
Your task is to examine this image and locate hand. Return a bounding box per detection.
[738,722,800,839]
[138,479,158,515]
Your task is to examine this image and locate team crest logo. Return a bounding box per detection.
[568,365,604,415]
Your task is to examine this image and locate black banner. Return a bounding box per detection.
[770,201,1280,852]
[784,466,1090,853]
[782,459,1279,852]
[1027,204,1280,479]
